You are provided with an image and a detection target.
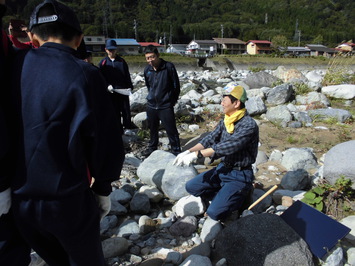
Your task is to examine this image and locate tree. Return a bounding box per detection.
[271,35,289,55]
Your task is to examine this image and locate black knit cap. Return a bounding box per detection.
[29,0,82,33]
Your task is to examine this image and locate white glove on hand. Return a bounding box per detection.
[107,85,114,93]
[173,150,191,166]
[95,194,111,221]
[0,188,11,217]
[112,88,132,96]
[174,151,198,167]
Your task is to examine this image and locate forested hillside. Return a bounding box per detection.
[4,0,355,47]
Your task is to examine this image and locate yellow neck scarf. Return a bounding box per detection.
[224,108,246,133]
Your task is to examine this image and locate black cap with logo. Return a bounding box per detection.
[29,0,82,33]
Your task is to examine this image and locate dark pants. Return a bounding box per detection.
[12,189,105,266]
[146,107,181,155]
[186,163,254,221]
[0,211,31,266]
[110,93,132,132]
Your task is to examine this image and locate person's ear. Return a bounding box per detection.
[29,32,41,47]
[234,100,241,109]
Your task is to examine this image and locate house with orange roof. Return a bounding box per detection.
[246,40,272,55]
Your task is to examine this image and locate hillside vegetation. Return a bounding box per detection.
[4,0,355,47]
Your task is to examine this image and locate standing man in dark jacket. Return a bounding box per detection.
[99,39,134,132]
[10,1,124,265]
[143,45,181,156]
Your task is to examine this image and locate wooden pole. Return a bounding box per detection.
[248,185,278,210]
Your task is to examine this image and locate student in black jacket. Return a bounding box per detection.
[10,1,124,265]
[99,39,134,132]
[143,45,181,156]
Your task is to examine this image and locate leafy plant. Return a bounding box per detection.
[301,186,325,212]
[302,177,355,219]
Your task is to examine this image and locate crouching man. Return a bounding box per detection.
[174,83,259,221]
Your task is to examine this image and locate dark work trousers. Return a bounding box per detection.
[185,162,254,221]
[0,211,31,266]
[12,189,105,266]
[110,93,131,132]
[146,107,181,154]
[119,95,132,129]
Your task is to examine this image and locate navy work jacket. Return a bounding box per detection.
[98,56,133,89]
[144,59,180,109]
[12,42,124,198]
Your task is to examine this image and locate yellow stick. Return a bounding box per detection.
[248,185,278,210]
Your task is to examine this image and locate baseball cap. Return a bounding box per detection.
[29,0,82,33]
[105,39,117,50]
[222,82,248,103]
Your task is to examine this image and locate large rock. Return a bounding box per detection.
[323,140,355,188]
[243,71,280,89]
[130,87,148,112]
[307,108,352,123]
[137,150,176,190]
[212,213,314,266]
[281,148,318,171]
[280,169,311,191]
[322,84,355,100]
[246,96,267,115]
[266,84,294,105]
[161,161,198,200]
[102,237,129,259]
[265,105,293,127]
[296,91,330,106]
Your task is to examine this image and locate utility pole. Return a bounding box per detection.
[133,19,138,41]
[169,25,172,45]
[298,30,301,47]
[221,24,224,54]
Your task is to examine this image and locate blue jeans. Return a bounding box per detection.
[186,163,254,221]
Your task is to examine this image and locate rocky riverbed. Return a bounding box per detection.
[33,64,355,266]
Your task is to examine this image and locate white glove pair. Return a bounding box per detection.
[94,193,111,221]
[0,188,11,217]
[173,150,197,166]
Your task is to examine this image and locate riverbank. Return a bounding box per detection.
[92,54,355,73]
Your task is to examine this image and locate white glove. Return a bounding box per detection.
[112,88,132,96]
[107,85,114,93]
[95,194,111,221]
[173,150,191,166]
[175,151,198,167]
[0,188,11,217]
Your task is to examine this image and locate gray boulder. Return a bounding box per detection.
[133,112,148,129]
[265,105,293,127]
[296,91,330,106]
[281,148,318,171]
[102,237,129,259]
[246,96,267,115]
[266,84,294,105]
[161,162,198,200]
[212,213,314,266]
[323,140,355,188]
[243,71,281,89]
[137,150,176,190]
[130,87,148,112]
[322,84,355,100]
[308,108,352,123]
[281,169,311,191]
[130,192,150,214]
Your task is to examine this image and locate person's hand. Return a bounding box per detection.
[174,151,197,166]
[94,194,111,221]
[0,188,11,217]
[107,85,114,93]
[173,150,191,165]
